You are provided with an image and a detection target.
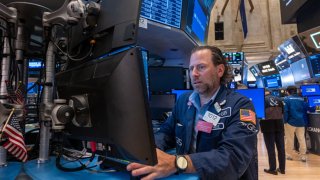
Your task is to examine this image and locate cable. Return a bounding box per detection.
[51,38,94,61]
[55,150,96,172]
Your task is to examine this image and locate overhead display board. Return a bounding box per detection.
[140,0,183,28]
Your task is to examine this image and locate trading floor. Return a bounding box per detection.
[258,132,320,179]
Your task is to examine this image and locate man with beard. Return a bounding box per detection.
[127,46,259,180]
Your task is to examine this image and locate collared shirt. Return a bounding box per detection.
[189,86,221,153]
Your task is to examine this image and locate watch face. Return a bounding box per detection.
[176,156,188,169]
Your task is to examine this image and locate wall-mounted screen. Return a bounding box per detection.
[278,37,306,64]
[290,58,311,82]
[301,84,320,96]
[307,96,320,107]
[184,0,210,44]
[140,0,183,28]
[149,94,176,120]
[236,88,265,119]
[308,53,320,78]
[299,26,320,55]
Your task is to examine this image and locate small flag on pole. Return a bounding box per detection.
[2,113,28,162]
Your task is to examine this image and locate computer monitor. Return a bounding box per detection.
[236,88,265,119]
[56,47,157,166]
[171,89,193,99]
[262,74,282,89]
[149,67,185,93]
[301,84,320,96]
[140,0,183,28]
[223,52,244,65]
[68,0,141,64]
[307,96,320,107]
[308,53,320,78]
[183,0,210,45]
[149,94,176,120]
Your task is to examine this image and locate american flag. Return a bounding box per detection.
[2,113,28,162]
[240,109,256,125]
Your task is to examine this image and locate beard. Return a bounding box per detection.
[192,83,212,94]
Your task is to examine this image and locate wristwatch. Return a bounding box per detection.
[175,155,188,173]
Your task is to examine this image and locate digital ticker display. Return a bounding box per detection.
[140,0,183,28]
[223,52,244,65]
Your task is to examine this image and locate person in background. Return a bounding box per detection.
[127,46,259,179]
[261,90,285,175]
[283,86,308,162]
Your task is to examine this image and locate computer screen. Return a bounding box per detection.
[184,0,210,44]
[56,47,157,166]
[149,67,185,92]
[68,0,141,63]
[236,88,265,119]
[149,94,176,120]
[29,59,43,69]
[249,66,260,78]
[308,53,320,78]
[171,89,193,99]
[298,26,320,55]
[140,0,183,28]
[307,96,320,107]
[262,74,282,89]
[301,84,320,96]
[223,52,244,65]
[290,58,311,82]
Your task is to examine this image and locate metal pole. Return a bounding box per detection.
[37,41,55,163]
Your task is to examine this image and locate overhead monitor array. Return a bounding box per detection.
[140,0,214,45]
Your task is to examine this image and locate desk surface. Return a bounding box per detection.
[0,157,199,180]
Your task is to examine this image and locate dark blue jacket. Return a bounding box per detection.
[155,85,259,180]
[283,94,307,127]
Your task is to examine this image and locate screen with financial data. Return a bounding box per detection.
[140,0,183,28]
[223,52,244,65]
[308,53,320,78]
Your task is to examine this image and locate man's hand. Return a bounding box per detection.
[126,148,177,180]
